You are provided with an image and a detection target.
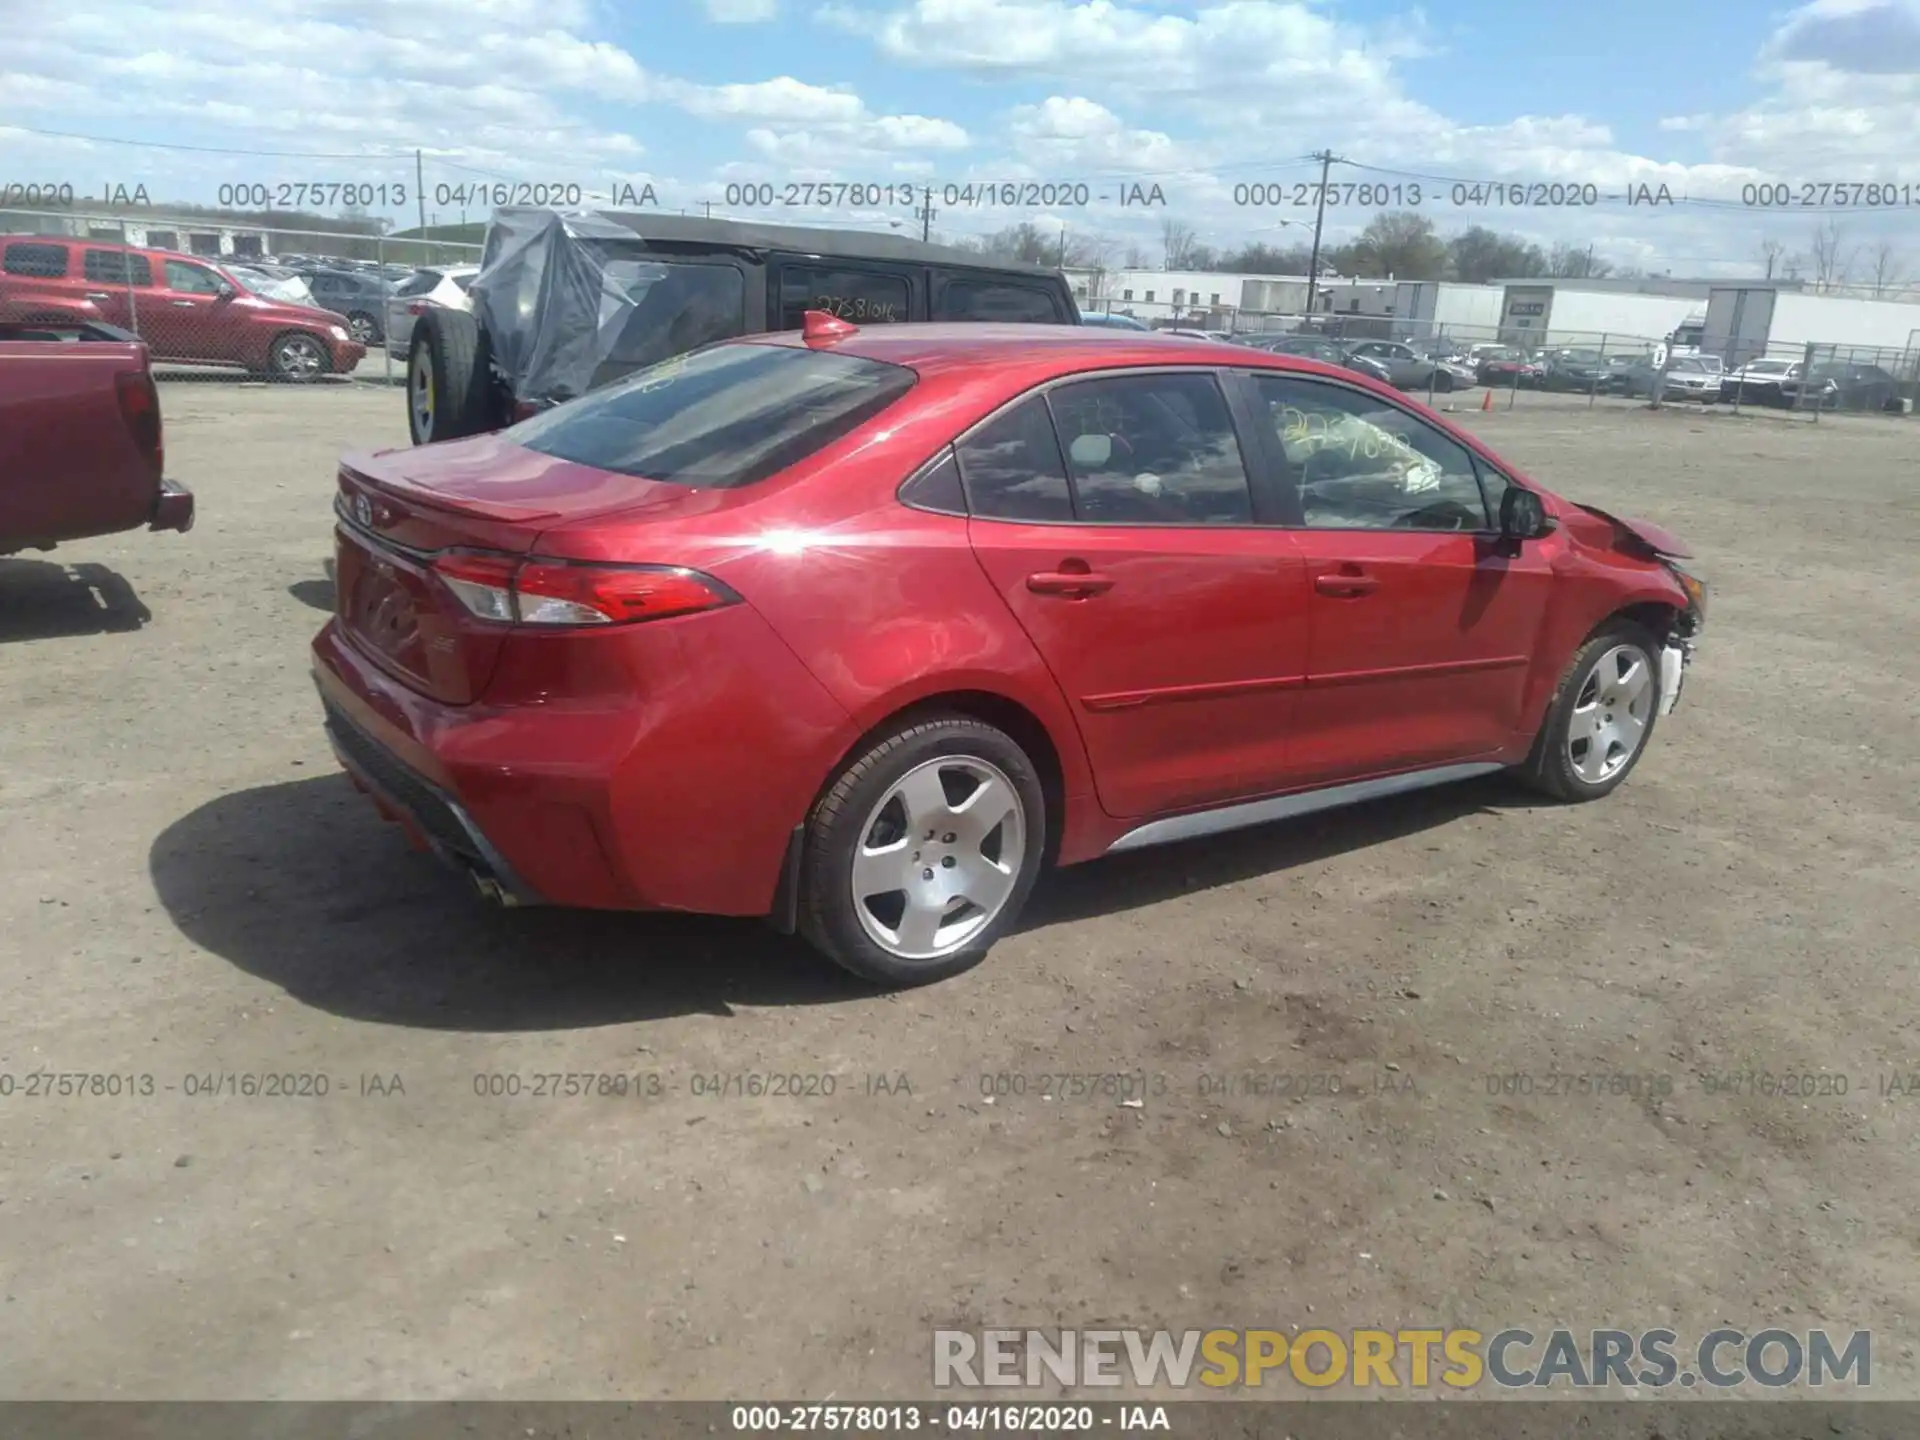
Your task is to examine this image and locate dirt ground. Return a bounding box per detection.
[2,379,1917,1402]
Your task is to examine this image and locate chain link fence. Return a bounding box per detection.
[0,209,481,385]
[1081,296,1919,419]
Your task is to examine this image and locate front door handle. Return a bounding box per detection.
[170,300,198,307]
[1315,572,1379,597]
[85,291,113,301]
[1027,570,1114,597]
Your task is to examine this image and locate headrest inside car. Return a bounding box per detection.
[1068,433,1112,469]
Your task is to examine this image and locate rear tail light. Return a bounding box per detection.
[430,552,738,627]
[114,368,163,480]
[408,301,430,315]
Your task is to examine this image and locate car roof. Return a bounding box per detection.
[489,207,1064,276]
[742,321,1371,382]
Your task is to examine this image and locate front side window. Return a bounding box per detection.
[778,265,909,327]
[1251,374,1494,532]
[164,259,225,295]
[933,279,1062,323]
[512,341,915,490]
[1045,372,1253,524]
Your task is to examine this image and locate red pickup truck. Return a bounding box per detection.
[0,321,194,555]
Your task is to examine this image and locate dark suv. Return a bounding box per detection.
[407,209,1081,444]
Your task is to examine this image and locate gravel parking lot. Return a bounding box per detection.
[2,383,1916,1401]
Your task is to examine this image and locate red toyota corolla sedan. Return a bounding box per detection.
[312,315,1707,986]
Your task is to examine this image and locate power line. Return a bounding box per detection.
[0,122,407,160]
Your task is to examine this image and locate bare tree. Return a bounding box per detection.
[1809,219,1854,290]
[1159,217,1200,271]
[1758,237,1788,280]
[1869,240,1904,298]
[1123,242,1149,268]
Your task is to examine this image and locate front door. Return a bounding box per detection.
[146,257,230,362]
[79,247,149,333]
[958,373,1311,819]
[1243,371,1554,785]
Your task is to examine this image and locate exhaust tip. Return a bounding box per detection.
[470,870,521,908]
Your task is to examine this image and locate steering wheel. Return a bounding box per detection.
[1399,499,1481,531]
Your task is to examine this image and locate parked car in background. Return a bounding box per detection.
[226,264,316,308]
[0,235,364,379]
[1777,360,1903,412]
[1542,348,1612,392]
[301,268,396,345]
[314,318,1705,987]
[1080,312,1152,331]
[1,320,193,554]
[1475,347,1545,388]
[1658,356,1724,401]
[1252,335,1352,367]
[384,265,480,360]
[1718,357,1800,404]
[406,211,1080,444]
[1344,339,1462,392]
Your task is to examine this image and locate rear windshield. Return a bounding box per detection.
[511,341,917,489]
[394,269,442,297]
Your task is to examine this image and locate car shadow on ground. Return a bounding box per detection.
[153,769,1553,1032]
[0,559,152,643]
[288,578,335,611]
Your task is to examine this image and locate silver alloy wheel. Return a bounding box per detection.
[347,312,377,344]
[412,347,435,439]
[1567,642,1654,784]
[850,756,1026,961]
[274,334,324,377]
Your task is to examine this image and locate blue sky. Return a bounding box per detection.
[5,0,1920,281]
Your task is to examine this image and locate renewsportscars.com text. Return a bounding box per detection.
[932,1327,1871,1391]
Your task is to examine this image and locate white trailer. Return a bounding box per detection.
[1705,286,1920,362]
[1394,281,1505,335]
[1500,284,1705,348]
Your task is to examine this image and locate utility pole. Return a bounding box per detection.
[704,201,713,218]
[1304,149,1335,316]
[1585,241,1595,276]
[415,149,426,235]
[1057,222,1068,267]
[916,185,936,242]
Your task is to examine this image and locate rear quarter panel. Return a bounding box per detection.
[0,338,157,548]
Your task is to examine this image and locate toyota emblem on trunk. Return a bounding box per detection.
[353,493,373,527]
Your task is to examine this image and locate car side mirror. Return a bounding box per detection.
[214,282,237,300]
[1499,486,1554,542]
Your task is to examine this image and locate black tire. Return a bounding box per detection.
[268,331,332,383]
[1519,622,1663,802]
[345,310,381,345]
[408,308,499,445]
[1434,370,1454,393]
[798,715,1047,987]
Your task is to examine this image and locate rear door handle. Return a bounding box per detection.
[170,300,197,307]
[1027,570,1114,597]
[1314,572,1379,597]
[85,291,112,301]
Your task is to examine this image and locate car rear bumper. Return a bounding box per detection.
[149,479,194,534]
[309,611,848,918]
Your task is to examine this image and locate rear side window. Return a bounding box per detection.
[83,250,152,285]
[595,261,747,382]
[394,269,441,297]
[955,397,1074,523]
[934,279,1063,323]
[3,242,68,277]
[512,342,915,490]
[779,265,909,327]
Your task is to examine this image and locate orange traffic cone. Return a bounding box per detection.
[1480,387,1494,412]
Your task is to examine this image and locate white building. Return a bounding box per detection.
[1083,269,1314,324]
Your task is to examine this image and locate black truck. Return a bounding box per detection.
[407,208,1082,445]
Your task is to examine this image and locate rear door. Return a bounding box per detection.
[960,369,1311,819]
[79,247,150,334]
[0,240,80,322]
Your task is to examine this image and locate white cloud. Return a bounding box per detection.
[705,0,780,18]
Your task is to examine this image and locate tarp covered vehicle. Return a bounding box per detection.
[407,208,1081,444]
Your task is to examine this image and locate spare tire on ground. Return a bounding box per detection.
[408,308,501,445]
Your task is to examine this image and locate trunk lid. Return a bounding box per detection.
[332,435,732,703]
